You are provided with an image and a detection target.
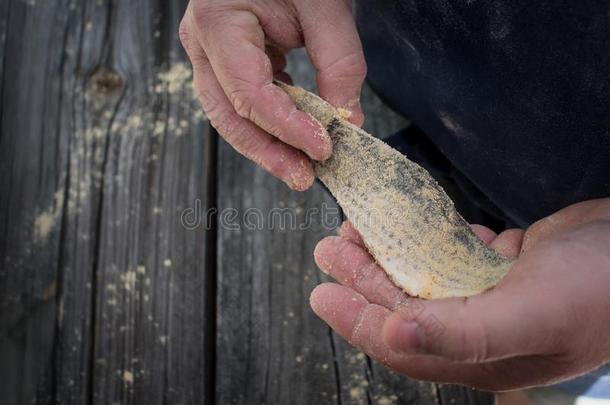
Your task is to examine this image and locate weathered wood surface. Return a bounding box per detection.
[0,0,212,404]
[0,1,494,404]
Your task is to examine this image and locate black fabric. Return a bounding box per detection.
[355,0,610,227]
[384,126,514,232]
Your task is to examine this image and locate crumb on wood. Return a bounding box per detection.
[122,370,134,384]
[33,190,64,243]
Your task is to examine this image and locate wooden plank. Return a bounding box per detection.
[86,1,213,404]
[215,170,341,404]
[0,1,76,403]
[0,0,214,404]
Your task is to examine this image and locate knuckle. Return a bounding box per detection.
[451,314,489,362]
[334,237,354,258]
[394,298,425,318]
[352,261,378,289]
[211,110,265,159]
[254,139,284,170]
[349,305,389,359]
[324,51,368,81]
[191,1,238,34]
[349,306,368,346]
[192,79,218,112]
[178,19,190,49]
[190,1,215,26]
[229,87,255,121]
[235,130,265,159]
[347,53,368,78]
[428,308,488,362]
[256,113,282,139]
[465,322,489,362]
[209,109,238,136]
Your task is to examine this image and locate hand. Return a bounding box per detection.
[310,199,610,391]
[179,0,367,191]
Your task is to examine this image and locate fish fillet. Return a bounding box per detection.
[277,82,513,299]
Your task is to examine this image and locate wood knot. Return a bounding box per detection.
[90,68,124,95]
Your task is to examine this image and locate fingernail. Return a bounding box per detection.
[304,126,331,162]
[298,110,333,161]
[288,170,314,192]
[287,158,314,191]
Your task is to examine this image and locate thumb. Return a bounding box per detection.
[296,0,367,126]
[522,198,610,253]
[382,290,555,363]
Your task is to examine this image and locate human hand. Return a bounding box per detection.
[310,199,610,391]
[179,0,367,191]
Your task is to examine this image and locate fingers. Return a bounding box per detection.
[315,221,524,313]
[312,259,535,364]
[296,0,367,126]
[490,229,525,258]
[469,224,524,258]
[382,288,552,363]
[469,224,497,245]
[180,16,315,191]
[314,236,407,310]
[337,221,364,246]
[310,283,409,363]
[309,283,514,389]
[315,220,539,363]
[188,4,332,161]
[522,198,610,253]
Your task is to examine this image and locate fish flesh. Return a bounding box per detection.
[277,82,513,299]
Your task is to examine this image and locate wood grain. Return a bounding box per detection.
[0,1,212,404]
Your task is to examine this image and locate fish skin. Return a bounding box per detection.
[277,81,513,299]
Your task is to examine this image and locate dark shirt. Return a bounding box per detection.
[355,0,610,227]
